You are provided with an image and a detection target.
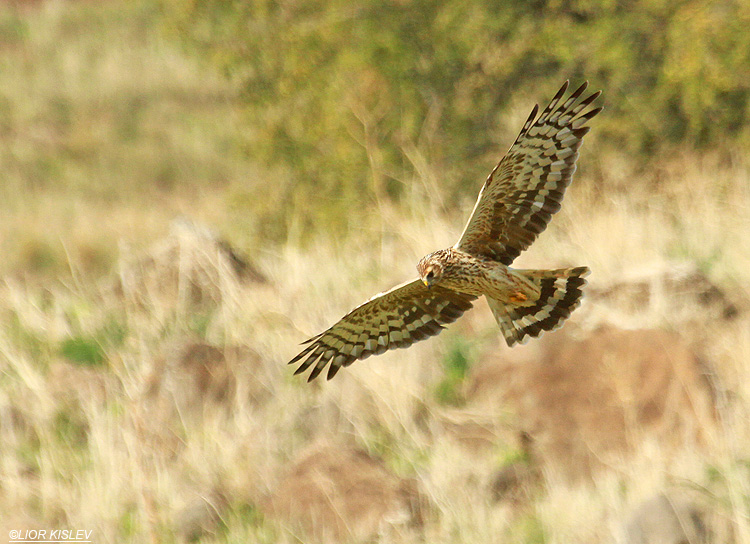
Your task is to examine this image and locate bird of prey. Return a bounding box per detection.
[290,81,601,381]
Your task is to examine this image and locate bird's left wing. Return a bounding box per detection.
[454,81,602,265]
[289,279,477,381]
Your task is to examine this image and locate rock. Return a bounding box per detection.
[146,339,271,418]
[262,443,424,542]
[467,326,716,480]
[433,408,508,456]
[111,217,267,314]
[48,360,114,407]
[622,493,707,544]
[174,490,228,543]
[588,261,742,324]
[489,459,539,505]
[168,217,269,284]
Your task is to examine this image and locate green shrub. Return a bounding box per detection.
[161,0,750,239]
[434,336,474,406]
[60,336,106,367]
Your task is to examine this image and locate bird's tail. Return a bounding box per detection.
[488,267,589,347]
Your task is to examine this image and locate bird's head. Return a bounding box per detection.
[417,254,444,289]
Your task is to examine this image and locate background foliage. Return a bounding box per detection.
[162,0,750,238]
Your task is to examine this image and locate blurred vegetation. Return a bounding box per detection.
[434,336,475,406]
[162,0,750,240]
[59,336,106,367]
[0,0,263,280]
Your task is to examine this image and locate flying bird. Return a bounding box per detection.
[290,81,601,381]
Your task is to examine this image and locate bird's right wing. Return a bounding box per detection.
[289,279,476,381]
[455,81,602,265]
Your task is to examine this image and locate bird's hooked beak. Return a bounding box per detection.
[420,264,436,288]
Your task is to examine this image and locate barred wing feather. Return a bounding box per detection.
[289,279,476,381]
[455,81,602,265]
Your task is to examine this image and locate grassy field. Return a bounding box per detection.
[1,1,750,543]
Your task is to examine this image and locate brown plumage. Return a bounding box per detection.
[290,81,601,381]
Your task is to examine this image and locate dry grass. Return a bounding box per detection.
[2,1,750,543]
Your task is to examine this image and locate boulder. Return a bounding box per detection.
[467,326,716,480]
[262,443,424,542]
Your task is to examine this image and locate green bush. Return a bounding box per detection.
[434,336,474,406]
[162,0,750,238]
[60,336,106,367]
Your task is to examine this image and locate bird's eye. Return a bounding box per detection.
[426,270,434,279]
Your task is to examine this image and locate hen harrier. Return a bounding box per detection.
[290,81,601,381]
